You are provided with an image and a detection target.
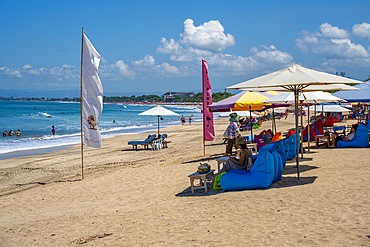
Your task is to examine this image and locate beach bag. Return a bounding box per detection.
[213,172,227,190]
[223,126,229,138]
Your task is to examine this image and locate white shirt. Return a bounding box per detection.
[345,132,355,141]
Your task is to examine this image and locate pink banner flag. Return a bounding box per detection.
[202,60,215,141]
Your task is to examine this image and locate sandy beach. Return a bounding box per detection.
[0,115,369,246]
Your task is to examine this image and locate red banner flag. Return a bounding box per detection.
[202,60,215,141]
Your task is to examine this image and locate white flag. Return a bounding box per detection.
[82,33,103,148]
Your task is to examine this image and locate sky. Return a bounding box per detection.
[1,0,370,97]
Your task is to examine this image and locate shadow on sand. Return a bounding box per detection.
[175,172,317,197]
[181,153,224,164]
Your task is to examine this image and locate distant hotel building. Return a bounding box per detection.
[162,91,195,102]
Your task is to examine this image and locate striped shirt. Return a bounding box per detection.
[228,122,239,139]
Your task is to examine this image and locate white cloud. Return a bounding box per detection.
[179,19,235,52]
[156,38,185,55]
[23,64,32,69]
[157,62,179,76]
[250,45,293,64]
[319,23,349,39]
[352,22,370,39]
[132,55,156,67]
[103,60,135,78]
[296,23,370,59]
[0,67,23,78]
[156,37,212,61]
[321,57,370,69]
[204,45,293,76]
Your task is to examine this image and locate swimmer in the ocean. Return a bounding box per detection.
[16,129,21,137]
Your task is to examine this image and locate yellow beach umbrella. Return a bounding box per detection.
[208,91,279,112]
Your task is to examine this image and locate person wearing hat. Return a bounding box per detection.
[218,137,254,175]
[330,124,358,148]
[225,113,241,155]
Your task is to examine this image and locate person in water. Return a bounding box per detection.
[16,129,21,137]
[52,125,56,135]
[3,130,7,137]
[8,130,15,136]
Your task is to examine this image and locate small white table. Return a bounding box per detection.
[188,170,215,194]
[216,157,233,173]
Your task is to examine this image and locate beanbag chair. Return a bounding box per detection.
[271,132,283,143]
[273,140,287,174]
[323,115,334,127]
[302,124,314,142]
[262,133,270,144]
[284,133,297,160]
[287,129,296,137]
[253,133,266,151]
[220,149,275,190]
[337,123,369,148]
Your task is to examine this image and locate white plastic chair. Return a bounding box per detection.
[151,139,162,150]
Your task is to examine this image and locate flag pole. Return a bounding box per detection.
[80,27,84,180]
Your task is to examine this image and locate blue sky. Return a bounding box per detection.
[1,0,370,97]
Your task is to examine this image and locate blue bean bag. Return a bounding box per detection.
[272,141,285,180]
[284,133,297,160]
[220,149,275,190]
[337,123,369,148]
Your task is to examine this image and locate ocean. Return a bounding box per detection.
[0,101,203,158]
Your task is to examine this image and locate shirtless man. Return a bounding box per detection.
[3,130,7,137]
[8,130,15,136]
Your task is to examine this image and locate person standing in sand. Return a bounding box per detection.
[181,115,185,125]
[189,115,192,125]
[225,113,241,156]
[52,125,56,135]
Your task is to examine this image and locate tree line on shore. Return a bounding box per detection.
[0,92,235,103]
[103,92,234,103]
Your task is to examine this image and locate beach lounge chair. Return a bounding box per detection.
[128,134,156,150]
[337,123,369,148]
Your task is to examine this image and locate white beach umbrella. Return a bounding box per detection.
[264,91,346,153]
[225,64,364,179]
[263,91,346,104]
[307,105,351,113]
[139,105,179,136]
[229,84,361,92]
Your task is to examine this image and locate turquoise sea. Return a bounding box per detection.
[0,101,203,158]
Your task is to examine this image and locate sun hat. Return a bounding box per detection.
[235,137,246,146]
[229,113,240,122]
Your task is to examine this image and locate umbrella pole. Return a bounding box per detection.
[307,103,310,152]
[300,100,304,159]
[294,90,300,179]
[272,108,275,135]
[250,106,253,143]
